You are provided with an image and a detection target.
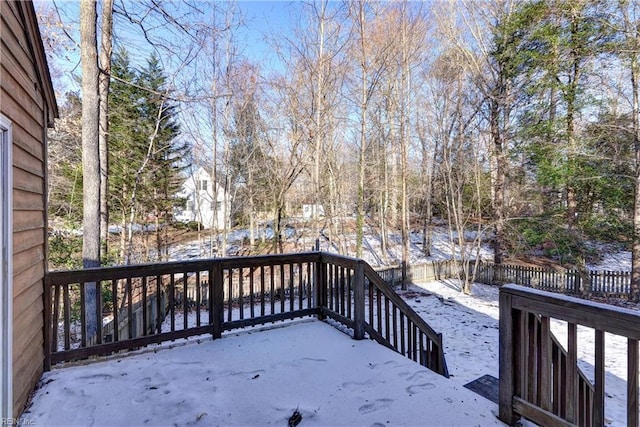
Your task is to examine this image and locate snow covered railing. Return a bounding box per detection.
[499,284,640,427]
[44,252,449,378]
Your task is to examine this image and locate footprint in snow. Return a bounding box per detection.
[358,398,393,414]
[406,382,436,395]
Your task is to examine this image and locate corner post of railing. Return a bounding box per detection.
[43,274,52,371]
[211,262,224,339]
[315,253,326,320]
[353,260,365,340]
[498,286,516,425]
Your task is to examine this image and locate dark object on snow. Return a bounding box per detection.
[288,409,302,427]
[463,374,499,404]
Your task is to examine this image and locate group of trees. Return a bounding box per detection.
[41,0,640,299]
[47,3,186,267]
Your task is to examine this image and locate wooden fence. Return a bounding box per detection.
[44,252,448,377]
[477,262,632,296]
[499,284,640,427]
[376,260,458,286]
[376,259,634,297]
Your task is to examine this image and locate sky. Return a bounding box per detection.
[37,0,300,96]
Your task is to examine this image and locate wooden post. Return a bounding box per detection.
[315,254,326,320]
[499,288,516,425]
[211,263,224,339]
[353,261,365,340]
[539,316,552,412]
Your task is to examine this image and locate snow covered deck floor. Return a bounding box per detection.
[26,319,503,426]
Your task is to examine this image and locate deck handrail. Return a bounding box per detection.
[499,284,640,427]
[44,251,448,378]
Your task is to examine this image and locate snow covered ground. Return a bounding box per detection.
[26,320,503,427]
[401,280,635,427]
[166,225,495,268]
[27,279,636,426]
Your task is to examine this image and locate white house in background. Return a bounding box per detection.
[174,167,230,230]
[302,204,325,220]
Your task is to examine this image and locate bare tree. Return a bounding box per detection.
[619,0,640,302]
[347,0,394,258]
[80,0,101,336]
[99,0,114,256]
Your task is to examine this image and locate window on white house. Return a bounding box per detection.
[196,180,208,191]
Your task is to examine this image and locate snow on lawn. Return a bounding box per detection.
[25,320,504,427]
[586,243,632,271]
[166,225,495,268]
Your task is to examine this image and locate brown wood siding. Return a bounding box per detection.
[12,229,44,256]
[1,1,48,417]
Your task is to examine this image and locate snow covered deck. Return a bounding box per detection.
[26,320,503,426]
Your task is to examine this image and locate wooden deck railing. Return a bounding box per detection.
[499,284,640,427]
[44,251,448,377]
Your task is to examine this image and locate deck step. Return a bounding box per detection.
[464,374,499,404]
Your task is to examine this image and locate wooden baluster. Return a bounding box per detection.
[183,272,188,330]
[289,263,294,312]
[169,274,175,332]
[347,269,352,319]
[594,330,605,427]
[112,279,119,341]
[80,282,86,348]
[239,267,244,320]
[384,295,390,342]
[142,276,148,336]
[127,277,133,338]
[195,271,201,327]
[297,262,303,311]
[629,338,639,427]
[270,265,276,315]
[376,288,382,334]
[280,264,285,314]
[250,266,255,318]
[392,304,398,349]
[228,269,234,321]
[566,322,578,424]
[260,265,265,316]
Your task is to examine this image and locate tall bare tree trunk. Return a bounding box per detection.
[399,1,410,290]
[629,8,640,302]
[80,0,101,338]
[313,0,327,242]
[99,0,113,257]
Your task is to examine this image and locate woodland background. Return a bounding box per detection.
[39,0,640,299]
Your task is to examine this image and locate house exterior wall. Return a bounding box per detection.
[174,167,229,230]
[0,1,57,416]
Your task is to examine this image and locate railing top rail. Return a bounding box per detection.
[319,252,362,268]
[501,284,640,339]
[45,252,323,284]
